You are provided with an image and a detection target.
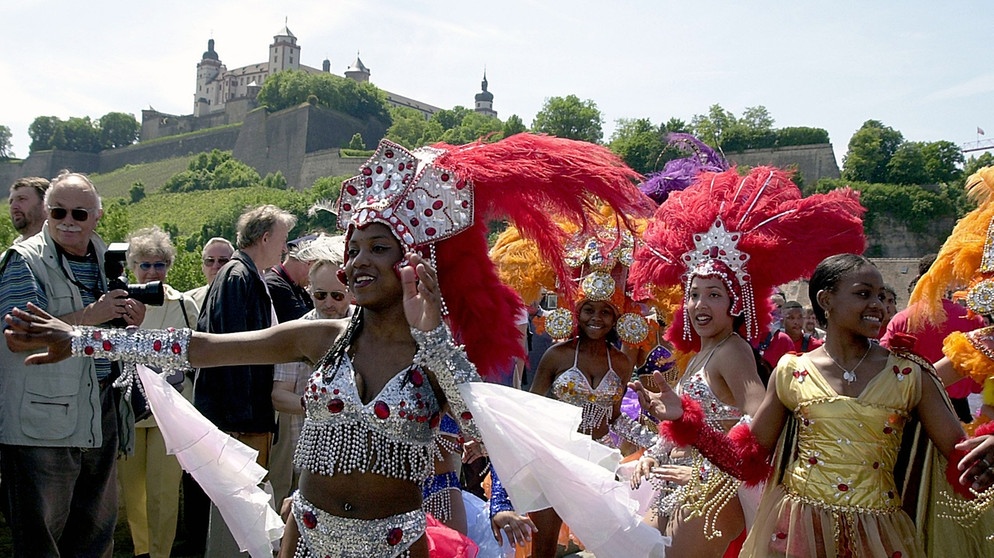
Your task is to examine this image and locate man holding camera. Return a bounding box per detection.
[0,170,146,557]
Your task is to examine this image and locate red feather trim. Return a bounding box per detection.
[435,135,652,303]
[975,421,994,437]
[659,395,771,485]
[426,134,651,382]
[659,394,706,446]
[946,439,976,500]
[436,221,525,382]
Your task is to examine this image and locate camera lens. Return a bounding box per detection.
[127,281,164,306]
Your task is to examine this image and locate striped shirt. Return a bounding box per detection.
[0,250,112,379]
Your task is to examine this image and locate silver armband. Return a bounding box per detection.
[410,323,481,439]
[609,413,659,449]
[71,326,192,371]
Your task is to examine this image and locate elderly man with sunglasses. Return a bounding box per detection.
[0,170,146,557]
[184,237,234,312]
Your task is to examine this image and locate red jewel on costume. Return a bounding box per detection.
[460,411,473,421]
[171,342,182,354]
[792,369,808,383]
[302,510,317,529]
[410,369,423,387]
[374,401,390,419]
[327,399,344,413]
[153,340,162,351]
[429,413,440,428]
[892,365,912,381]
[92,331,102,340]
[84,346,94,355]
[102,340,112,351]
[387,527,403,546]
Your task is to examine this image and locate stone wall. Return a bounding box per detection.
[300,149,366,190]
[98,127,240,172]
[865,213,955,258]
[232,104,387,188]
[727,144,841,185]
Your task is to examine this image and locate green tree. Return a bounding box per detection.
[439,111,503,145]
[776,127,830,147]
[608,118,665,175]
[690,104,736,149]
[502,114,527,137]
[261,171,288,189]
[347,133,366,150]
[385,106,429,148]
[532,95,603,143]
[0,124,13,159]
[28,116,61,152]
[661,118,688,134]
[964,152,994,178]
[842,120,904,183]
[98,112,140,149]
[886,141,928,185]
[256,70,391,124]
[161,150,262,193]
[129,181,146,204]
[921,140,964,184]
[95,200,131,243]
[60,116,102,152]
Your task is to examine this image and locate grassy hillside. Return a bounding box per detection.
[89,156,193,198]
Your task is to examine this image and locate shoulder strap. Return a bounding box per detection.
[178,294,192,328]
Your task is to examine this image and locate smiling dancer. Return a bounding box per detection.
[3,135,662,558]
[627,166,867,557]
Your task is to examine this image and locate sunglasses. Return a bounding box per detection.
[202,257,231,266]
[47,206,92,221]
[311,290,346,302]
[138,261,168,271]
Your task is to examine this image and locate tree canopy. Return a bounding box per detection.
[532,95,603,144]
[27,112,139,153]
[386,105,506,148]
[0,125,12,159]
[160,149,286,193]
[256,70,391,125]
[843,120,964,185]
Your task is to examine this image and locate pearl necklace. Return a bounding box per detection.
[824,341,871,384]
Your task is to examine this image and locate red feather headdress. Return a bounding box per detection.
[631,167,866,352]
[330,134,649,380]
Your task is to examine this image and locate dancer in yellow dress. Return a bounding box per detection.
[634,253,994,557]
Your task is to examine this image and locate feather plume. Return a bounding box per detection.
[639,133,730,204]
[909,167,994,329]
[632,167,865,351]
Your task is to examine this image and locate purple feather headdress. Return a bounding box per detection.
[639,133,729,204]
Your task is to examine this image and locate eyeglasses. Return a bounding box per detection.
[310,290,346,302]
[202,257,231,266]
[138,261,169,271]
[47,206,92,221]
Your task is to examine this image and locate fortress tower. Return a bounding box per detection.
[474,71,496,118]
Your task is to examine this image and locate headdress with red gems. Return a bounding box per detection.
[324,135,649,380]
[631,166,866,351]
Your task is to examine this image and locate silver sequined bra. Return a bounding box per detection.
[678,369,743,429]
[294,357,442,483]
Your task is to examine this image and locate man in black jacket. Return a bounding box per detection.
[196,204,295,463]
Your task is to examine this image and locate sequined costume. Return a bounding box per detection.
[551,340,625,437]
[741,352,926,557]
[422,414,463,522]
[291,491,426,558]
[294,357,441,481]
[649,354,747,536]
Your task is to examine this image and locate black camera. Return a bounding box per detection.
[104,243,165,307]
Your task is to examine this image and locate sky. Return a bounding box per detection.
[3,0,993,169]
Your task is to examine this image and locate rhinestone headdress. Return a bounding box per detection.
[322,134,648,380]
[337,141,473,251]
[632,167,866,351]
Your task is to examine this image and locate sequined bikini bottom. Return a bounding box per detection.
[291,491,426,558]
